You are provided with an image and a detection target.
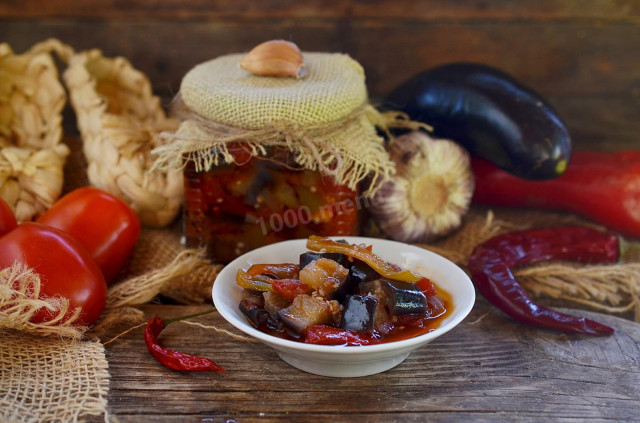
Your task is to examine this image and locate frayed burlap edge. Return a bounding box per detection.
[0,263,107,423]
[0,263,87,339]
[93,247,222,338]
[152,97,430,196]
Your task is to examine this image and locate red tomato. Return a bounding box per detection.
[271,279,310,300]
[38,187,141,283]
[0,222,107,325]
[0,197,17,237]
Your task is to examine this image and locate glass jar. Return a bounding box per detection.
[183,143,360,263]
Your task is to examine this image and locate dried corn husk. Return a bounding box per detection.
[64,48,182,227]
[0,42,69,221]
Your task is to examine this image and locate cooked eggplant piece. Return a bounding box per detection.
[299,258,349,298]
[300,251,349,269]
[263,290,292,317]
[239,297,272,329]
[358,279,394,335]
[277,294,333,335]
[381,279,428,316]
[340,295,378,333]
[348,260,378,284]
[332,259,378,303]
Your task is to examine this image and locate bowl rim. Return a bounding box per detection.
[212,236,475,355]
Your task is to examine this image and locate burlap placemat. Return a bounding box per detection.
[0,330,109,423]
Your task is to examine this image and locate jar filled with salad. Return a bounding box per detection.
[154,40,397,262]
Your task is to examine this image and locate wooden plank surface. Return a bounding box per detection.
[1,20,638,151]
[1,19,638,97]
[101,300,640,422]
[2,1,638,153]
[1,0,638,20]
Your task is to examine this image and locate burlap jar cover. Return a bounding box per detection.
[2,41,640,422]
[152,51,425,195]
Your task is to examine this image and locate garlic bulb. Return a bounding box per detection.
[370,131,474,243]
[240,39,307,78]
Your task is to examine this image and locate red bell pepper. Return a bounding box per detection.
[471,151,640,239]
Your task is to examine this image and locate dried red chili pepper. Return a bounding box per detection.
[468,226,617,336]
[144,312,226,373]
[471,152,640,239]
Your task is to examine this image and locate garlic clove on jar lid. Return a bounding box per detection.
[239,39,307,79]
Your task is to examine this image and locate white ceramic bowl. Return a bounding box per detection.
[212,237,475,377]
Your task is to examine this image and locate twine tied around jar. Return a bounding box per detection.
[152,96,431,196]
[150,51,431,196]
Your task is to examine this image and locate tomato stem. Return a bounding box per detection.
[617,235,640,260]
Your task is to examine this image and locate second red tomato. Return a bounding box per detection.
[38,187,142,283]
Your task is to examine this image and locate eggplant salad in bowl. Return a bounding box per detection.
[213,236,475,377]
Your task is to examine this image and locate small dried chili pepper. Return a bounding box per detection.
[468,226,617,336]
[144,311,226,373]
[306,236,422,282]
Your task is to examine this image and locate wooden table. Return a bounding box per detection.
[103,299,640,422]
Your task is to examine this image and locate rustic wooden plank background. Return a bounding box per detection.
[1,0,639,150]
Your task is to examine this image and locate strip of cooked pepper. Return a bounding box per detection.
[236,269,310,299]
[468,226,617,336]
[144,315,226,373]
[247,263,300,279]
[236,270,273,291]
[306,236,422,282]
[271,279,310,300]
[304,325,379,346]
